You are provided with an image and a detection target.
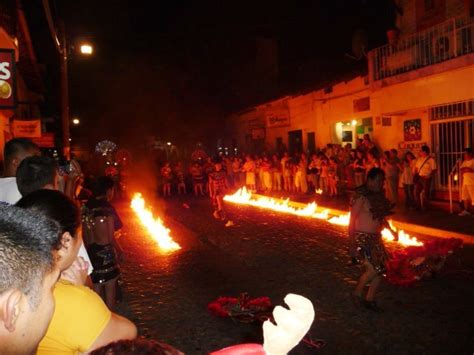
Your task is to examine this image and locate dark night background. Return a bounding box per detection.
[23,0,396,152]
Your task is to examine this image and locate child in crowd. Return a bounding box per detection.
[242,155,256,192]
[328,157,338,196]
[161,162,173,197]
[190,162,206,196]
[319,156,329,195]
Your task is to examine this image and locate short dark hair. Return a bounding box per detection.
[464,148,473,155]
[421,145,430,154]
[367,167,385,181]
[0,203,56,309]
[16,190,80,250]
[93,176,115,197]
[90,339,182,355]
[16,156,57,197]
[3,138,38,164]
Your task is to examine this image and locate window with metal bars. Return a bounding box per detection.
[430,100,474,121]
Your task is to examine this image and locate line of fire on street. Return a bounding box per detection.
[131,193,181,253]
[224,187,423,247]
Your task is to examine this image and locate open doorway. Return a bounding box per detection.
[288,130,303,154]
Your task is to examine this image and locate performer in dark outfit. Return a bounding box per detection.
[83,176,124,310]
[349,168,395,312]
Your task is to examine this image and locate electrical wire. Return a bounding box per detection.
[42,0,61,53]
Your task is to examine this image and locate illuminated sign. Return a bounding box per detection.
[0,49,16,109]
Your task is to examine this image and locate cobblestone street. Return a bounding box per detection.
[116,196,474,354]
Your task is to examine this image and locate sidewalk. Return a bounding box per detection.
[254,191,474,242]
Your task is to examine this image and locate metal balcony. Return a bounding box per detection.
[370,17,474,81]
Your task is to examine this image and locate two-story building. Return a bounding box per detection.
[226,0,474,197]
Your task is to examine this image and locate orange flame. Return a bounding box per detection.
[131,193,181,253]
[316,189,323,195]
[224,188,423,247]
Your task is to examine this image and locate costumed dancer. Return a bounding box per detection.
[209,159,233,226]
[349,167,395,312]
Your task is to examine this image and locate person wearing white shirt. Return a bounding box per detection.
[0,138,39,204]
[414,145,437,210]
[459,148,474,216]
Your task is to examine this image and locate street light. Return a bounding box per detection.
[79,43,93,55]
[42,0,94,158]
[72,118,80,125]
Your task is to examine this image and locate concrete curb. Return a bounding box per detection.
[252,194,474,244]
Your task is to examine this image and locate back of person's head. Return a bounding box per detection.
[16,190,80,249]
[16,156,58,197]
[3,138,38,167]
[421,145,430,155]
[464,147,473,157]
[367,167,385,181]
[93,176,115,197]
[90,339,183,355]
[0,203,59,353]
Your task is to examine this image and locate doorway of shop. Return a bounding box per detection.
[288,130,303,155]
[431,117,474,190]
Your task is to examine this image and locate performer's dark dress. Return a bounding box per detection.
[83,198,122,284]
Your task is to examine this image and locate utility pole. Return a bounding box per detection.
[59,20,70,159]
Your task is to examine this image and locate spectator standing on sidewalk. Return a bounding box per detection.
[399,151,416,209]
[353,150,366,187]
[459,148,474,216]
[382,149,400,204]
[272,154,282,192]
[414,145,437,210]
[261,156,273,192]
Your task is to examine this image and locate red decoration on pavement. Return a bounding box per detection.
[386,238,463,286]
[208,294,272,322]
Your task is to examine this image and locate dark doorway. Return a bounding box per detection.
[276,137,284,155]
[307,132,316,153]
[288,130,303,155]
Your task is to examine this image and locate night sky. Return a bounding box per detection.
[24,0,396,151]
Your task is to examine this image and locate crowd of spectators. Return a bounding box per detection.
[155,134,470,213]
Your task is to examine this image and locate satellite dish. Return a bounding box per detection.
[349,29,368,60]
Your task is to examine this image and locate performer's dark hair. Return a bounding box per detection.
[367,167,385,181]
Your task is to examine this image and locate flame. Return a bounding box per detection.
[224,187,328,220]
[316,189,323,195]
[224,188,423,247]
[381,220,423,246]
[131,193,181,253]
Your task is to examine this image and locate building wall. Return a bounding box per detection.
[397,0,468,36]
[227,62,473,156]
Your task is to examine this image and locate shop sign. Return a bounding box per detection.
[266,107,290,128]
[32,133,55,148]
[12,119,41,138]
[0,49,16,109]
[398,141,427,150]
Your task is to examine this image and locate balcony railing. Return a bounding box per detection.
[370,17,474,81]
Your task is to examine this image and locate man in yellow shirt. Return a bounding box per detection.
[38,279,135,354]
[17,190,136,354]
[459,148,474,216]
